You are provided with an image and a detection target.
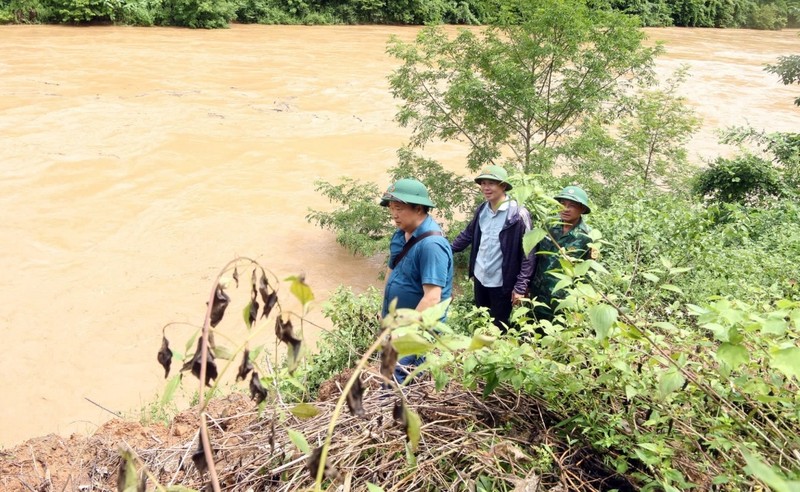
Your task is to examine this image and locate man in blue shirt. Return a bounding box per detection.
[380,178,453,383]
[452,166,534,331]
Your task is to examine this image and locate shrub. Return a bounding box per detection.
[692,153,785,205]
[49,0,121,23]
[162,0,235,28]
[303,286,381,396]
[749,1,788,29]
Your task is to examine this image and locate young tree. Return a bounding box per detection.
[386,0,661,175]
[563,67,701,205]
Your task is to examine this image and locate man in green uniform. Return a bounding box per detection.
[527,185,593,322]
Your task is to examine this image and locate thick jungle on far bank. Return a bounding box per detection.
[1,0,799,30]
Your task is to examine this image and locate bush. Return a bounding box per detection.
[749,2,788,29]
[162,0,235,27]
[692,153,785,205]
[49,0,121,23]
[303,286,381,396]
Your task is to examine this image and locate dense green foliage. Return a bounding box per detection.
[307,188,800,490]
[387,2,660,175]
[1,0,798,27]
[302,5,800,489]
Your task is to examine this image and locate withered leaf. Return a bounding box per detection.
[232,266,239,288]
[249,371,268,405]
[275,316,301,352]
[236,349,253,382]
[157,336,173,379]
[261,291,278,319]
[306,446,341,483]
[247,299,259,328]
[191,440,208,477]
[258,272,270,304]
[250,269,258,300]
[380,339,398,380]
[209,285,230,328]
[183,338,218,386]
[345,373,366,418]
[393,399,408,432]
[268,420,275,454]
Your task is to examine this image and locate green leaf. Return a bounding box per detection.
[741,448,800,492]
[771,347,800,380]
[242,301,254,329]
[290,403,321,419]
[657,366,685,399]
[716,343,749,370]
[422,298,451,326]
[285,275,315,307]
[660,284,683,294]
[214,345,234,361]
[406,408,422,452]
[119,449,139,492]
[552,277,572,295]
[160,373,182,405]
[184,333,199,355]
[588,304,617,341]
[587,260,608,274]
[392,333,433,356]
[523,228,547,255]
[762,318,788,336]
[287,429,310,454]
[436,334,471,351]
[686,304,708,316]
[703,322,730,342]
[652,321,678,332]
[467,334,496,351]
[573,260,591,277]
[790,309,800,330]
[641,272,660,283]
[366,484,385,492]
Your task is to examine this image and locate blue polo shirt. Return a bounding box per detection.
[382,215,453,319]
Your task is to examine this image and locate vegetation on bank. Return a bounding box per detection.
[302,1,800,490]
[0,0,799,29]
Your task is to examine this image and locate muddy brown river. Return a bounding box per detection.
[0,24,797,447]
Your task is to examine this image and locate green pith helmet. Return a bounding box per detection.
[474,165,512,191]
[554,185,591,214]
[380,178,436,208]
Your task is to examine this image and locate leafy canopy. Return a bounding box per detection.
[386,0,661,175]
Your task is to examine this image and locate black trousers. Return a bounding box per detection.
[474,278,513,332]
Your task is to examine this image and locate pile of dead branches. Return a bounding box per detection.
[95,370,637,491]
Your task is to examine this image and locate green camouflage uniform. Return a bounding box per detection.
[528,219,592,319]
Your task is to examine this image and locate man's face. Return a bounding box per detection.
[388,201,419,233]
[557,198,585,225]
[478,179,506,203]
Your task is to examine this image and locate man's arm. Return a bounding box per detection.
[451,205,481,253]
[416,284,442,312]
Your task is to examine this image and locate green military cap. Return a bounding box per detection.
[380,178,436,208]
[554,185,591,213]
[474,165,512,191]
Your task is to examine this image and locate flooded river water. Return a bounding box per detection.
[0,24,797,447]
